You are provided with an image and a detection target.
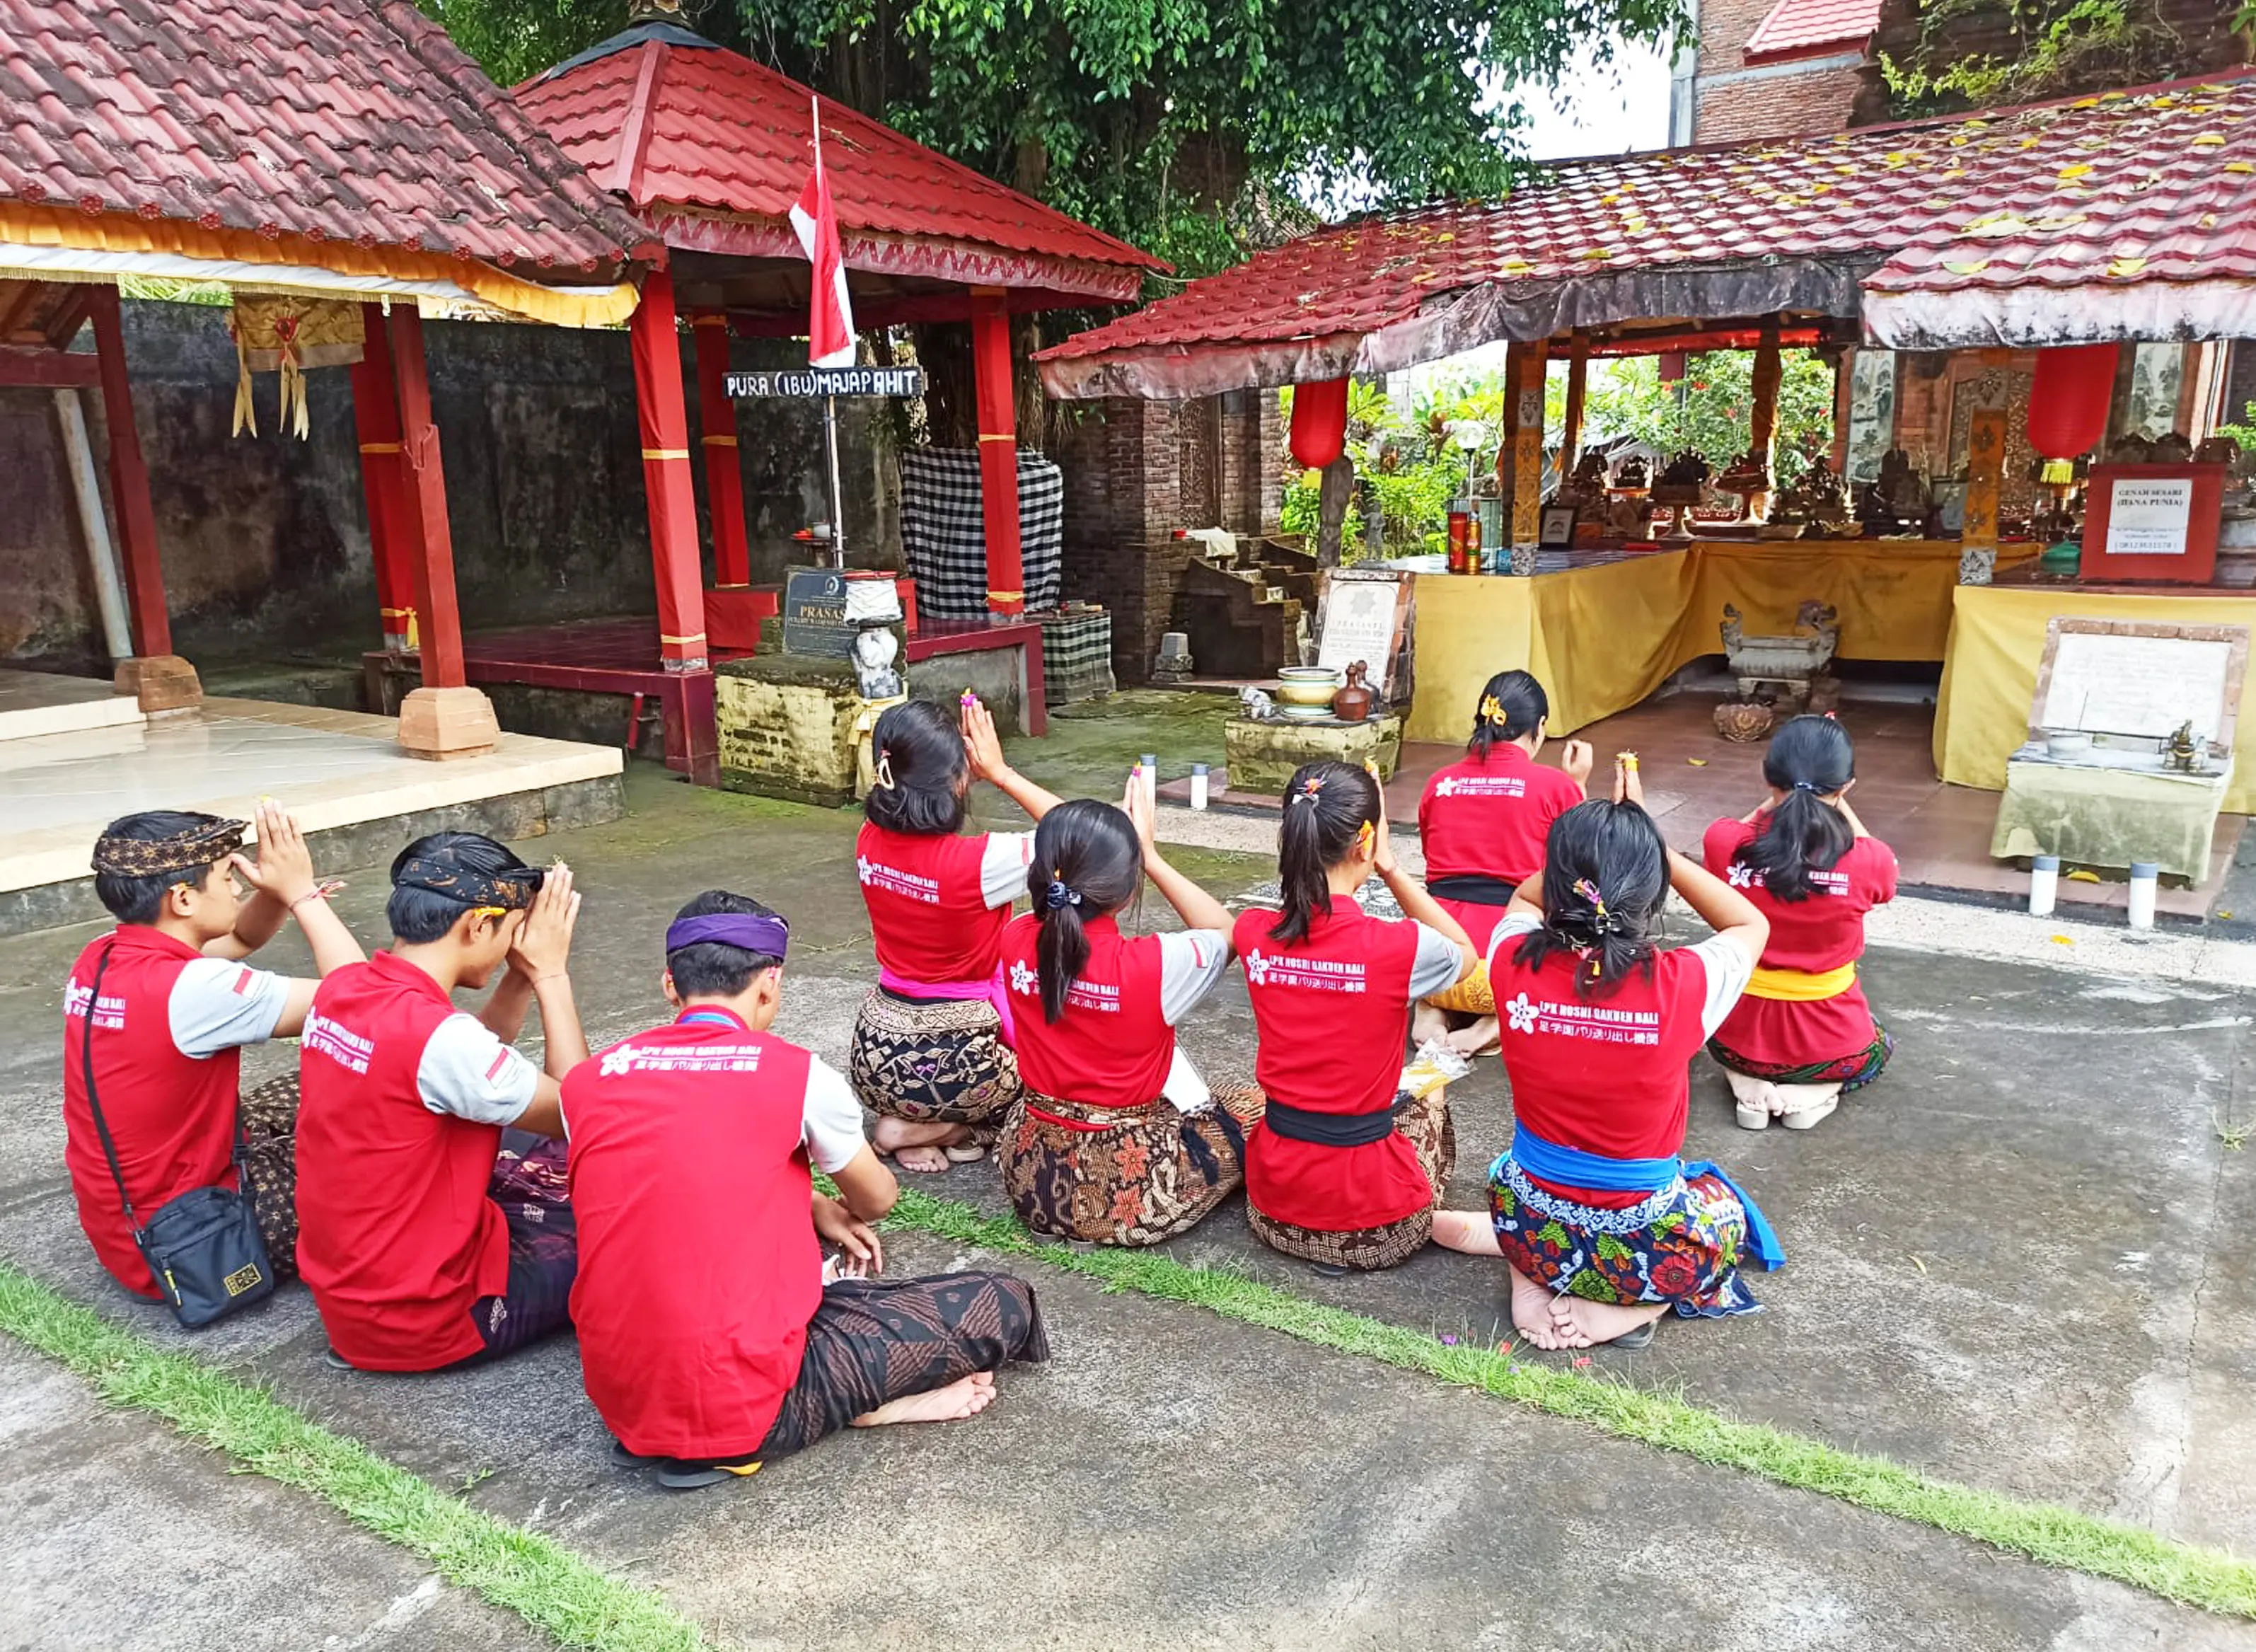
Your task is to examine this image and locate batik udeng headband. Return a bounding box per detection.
[91,817,248,878]
[392,855,543,911]
[666,912,790,960]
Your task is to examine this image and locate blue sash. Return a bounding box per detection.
[1495,1123,1784,1270]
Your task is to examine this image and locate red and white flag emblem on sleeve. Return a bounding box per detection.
[790,98,857,369]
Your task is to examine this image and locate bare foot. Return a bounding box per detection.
[1508,1266,1564,1346]
[1411,1005,1451,1049]
[1541,1293,1597,1348]
[1430,1209,1503,1256]
[873,1116,968,1174]
[1443,1015,1500,1058]
[1557,1296,1667,1347]
[852,1371,997,1428]
[1726,1069,1779,1129]
[1774,1081,1842,1129]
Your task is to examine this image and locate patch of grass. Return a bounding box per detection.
[881,1187,2256,1622]
[0,1264,716,1652]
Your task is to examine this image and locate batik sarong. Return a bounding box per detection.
[848,988,1022,1124]
[468,1134,577,1360]
[1246,1090,1455,1271]
[1422,959,1494,1015]
[1488,1156,1760,1317]
[237,1073,301,1281]
[1708,1024,1894,1091]
[756,1271,1050,1460]
[1001,1085,1265,1246]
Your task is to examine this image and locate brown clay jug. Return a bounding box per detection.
[1331,660,1376,722]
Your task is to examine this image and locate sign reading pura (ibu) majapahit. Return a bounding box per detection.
[725,366,925,399]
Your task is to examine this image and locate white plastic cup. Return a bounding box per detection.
[2028,853,2059,918]
[1140,756,1158,811]
[1191,762,1210,811]
[2128,861,2160,931]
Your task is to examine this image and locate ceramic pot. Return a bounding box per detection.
[1275,666,1343,720]
[1714,700,1774,743]
[1331,662,1376,722]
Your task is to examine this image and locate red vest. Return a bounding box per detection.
[1234,899,1431,1231]
[295,952,509,1370]
[565,1009,819,1457]
[61,928,245,1298]
[1491,939,1711,1207]
[856,823,1010,983]
[1418,747,1581,950]
[1001,913,1175,1111]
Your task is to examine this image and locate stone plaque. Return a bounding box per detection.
[780,566,854,659]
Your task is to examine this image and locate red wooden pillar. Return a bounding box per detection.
[690,311,751,587]
[350,303,417,652]
[630,270,709,671]
[970,287,1024,619]
[386,304,497,757]
[86,287,168,657]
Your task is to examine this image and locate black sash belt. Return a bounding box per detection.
[1263,1097,1401,1148]
[1427,873,1520,907]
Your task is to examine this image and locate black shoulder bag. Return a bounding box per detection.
[80,943,276,1326]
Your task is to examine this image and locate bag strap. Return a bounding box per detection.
[78,941,147,1236]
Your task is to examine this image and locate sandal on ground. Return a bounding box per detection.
[942,1126,997,1164]
[611,1438,659,1467]
[323,1347,354,1372]
[1733,1099,1770,1131]
[1779,1094,1839,1131]
[656,1453,763,1490]
[1607,1319,1660,1351]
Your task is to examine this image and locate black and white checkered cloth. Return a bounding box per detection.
[1036,610,1114,704]
[899,448,1063,620]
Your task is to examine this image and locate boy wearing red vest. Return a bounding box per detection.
[64,801,364,1300]
[296,833,588,1372]
[565,889,1050,1490]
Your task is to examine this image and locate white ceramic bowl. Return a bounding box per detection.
[2044,729,2093,758]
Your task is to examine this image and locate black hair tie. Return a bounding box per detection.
[1044,879,1082,911]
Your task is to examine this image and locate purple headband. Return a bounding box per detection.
[665,913,789,961]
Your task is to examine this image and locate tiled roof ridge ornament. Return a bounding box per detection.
[627,0,688,18]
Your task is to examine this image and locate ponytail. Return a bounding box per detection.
[1734,715,1856,902]
[1271,761,1380,945]
[1469,669,1549,761]
[1030,799,1142,1024]
[1513,799,1666,997]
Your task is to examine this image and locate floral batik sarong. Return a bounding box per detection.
[1001,1085,1265,1247]
[1708,1024,1893,1092]
[1488,1155,1761,1317]
[237,1073,301,1281]
[848,988,1022,1124]
[1247,1090,1456,1272]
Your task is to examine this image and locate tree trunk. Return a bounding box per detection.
[1315,456,1353,567]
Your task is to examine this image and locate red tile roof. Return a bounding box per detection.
[515,24,1163,301]
[1039,73,2256,390]
[1742,0,1883,64]
[0,0,653,277]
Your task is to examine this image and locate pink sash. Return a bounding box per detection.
[877,963,1017,1046]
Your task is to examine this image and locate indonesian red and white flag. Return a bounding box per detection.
[790,98,857,368]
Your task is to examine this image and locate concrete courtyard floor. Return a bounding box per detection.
[6,748,2256,1648]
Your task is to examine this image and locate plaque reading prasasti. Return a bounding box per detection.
[2040,631,2232,740]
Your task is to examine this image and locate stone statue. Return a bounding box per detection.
[1239,685,1276,722]
[852,625,902,702]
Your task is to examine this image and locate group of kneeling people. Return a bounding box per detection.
[60,678,1894,1485]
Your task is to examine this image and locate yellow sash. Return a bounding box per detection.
[1745,961,1857,1002]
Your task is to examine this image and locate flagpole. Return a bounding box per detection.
[810,93,846,569]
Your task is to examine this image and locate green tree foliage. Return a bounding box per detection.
[1880,0,2191,119]
[423,0,1687,277]
[1583,350,1837,481]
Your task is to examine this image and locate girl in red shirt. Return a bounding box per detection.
[850,695,1063,1172]
[1414,670,1591,1057]
[1701,715,1897,1133]
[1434,758,1780,1351]
[1238,761,1479,1272]
[998,776,1259,1247]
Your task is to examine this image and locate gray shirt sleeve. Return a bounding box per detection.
[415,1012,540,1126]
[167,959,291,1059]
[1484,912,1542,976]
[802,1057,869,1176]
[1155,929,1232,1027]
[1407,921,1469,1000]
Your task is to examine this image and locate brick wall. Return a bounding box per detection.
[1218,387,1283,534]
[1697,62,1867,143]
[1695,0,1781,76]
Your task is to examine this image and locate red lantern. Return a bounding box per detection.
[1288,376,1350,469]
[2027,343,2119,459]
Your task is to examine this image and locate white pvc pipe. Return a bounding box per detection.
[53,387,134,662]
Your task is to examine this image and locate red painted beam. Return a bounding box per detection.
[86,287,170,657]
[0,346,98,387]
